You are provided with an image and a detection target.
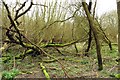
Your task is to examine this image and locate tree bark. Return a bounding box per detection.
[82,1,103,70]
[117,0,120,73]
[85,0,93,53]
[85,19,92,54]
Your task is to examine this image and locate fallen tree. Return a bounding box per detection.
[1,0,85,57]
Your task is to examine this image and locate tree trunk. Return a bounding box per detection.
[85,0,93,53]
[117,0,120,73]
[82,1,103,70]
[85,21,92,54]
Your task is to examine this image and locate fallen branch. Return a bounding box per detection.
[41,37,87,48]
[40,49,70,78]
[40,63,51,80]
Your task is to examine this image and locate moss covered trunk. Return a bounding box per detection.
[82,1,103,70]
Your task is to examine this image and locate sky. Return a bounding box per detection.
[96,0,117,16]
[2,0,117,17]
[35,0,117,17]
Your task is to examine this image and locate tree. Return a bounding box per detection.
[85,0,93,53]
[99,10,118,43]
[82,0,103,70]
[117,0,120,73]
[1,0,81,57]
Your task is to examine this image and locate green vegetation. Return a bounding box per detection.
[0,0,119,79]
[2,68,20,80]
[1,45,118,78]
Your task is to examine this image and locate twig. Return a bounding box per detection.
[13,56,16,68]
[108,65,118,72]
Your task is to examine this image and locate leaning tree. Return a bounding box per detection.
[82,0,103,70]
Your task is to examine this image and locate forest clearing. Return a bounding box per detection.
[0,0,120,79]
[2,44,118,78]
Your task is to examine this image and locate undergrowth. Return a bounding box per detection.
[1,45,118,78]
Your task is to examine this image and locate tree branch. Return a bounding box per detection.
[14,1,33,21]
[41,8,80,30]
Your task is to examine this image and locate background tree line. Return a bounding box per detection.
[0,0,119,73]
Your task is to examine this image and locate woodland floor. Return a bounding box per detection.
[2,44,118,79]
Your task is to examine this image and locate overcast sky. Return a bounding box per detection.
[3,0,117,17]
[35,0,117,16]
[96,0,117,16]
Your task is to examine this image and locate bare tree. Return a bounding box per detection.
[82,0,103,70]
[117,0,120,73]
[1,0,47,58]
[85,0,92,53]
